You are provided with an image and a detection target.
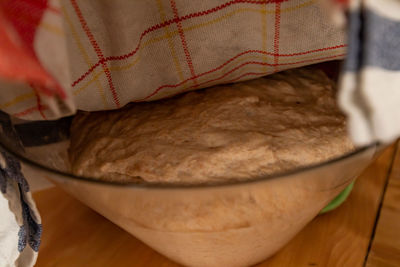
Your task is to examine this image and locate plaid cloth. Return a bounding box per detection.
[0,0,347,120]
[0,147,42,267]
[339,0,400,145]
[1,0,400,266]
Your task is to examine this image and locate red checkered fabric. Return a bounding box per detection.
[0,0,346,120]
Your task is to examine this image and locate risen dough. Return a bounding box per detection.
[69,67,353,184]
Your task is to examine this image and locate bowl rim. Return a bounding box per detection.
[0,140,378,189]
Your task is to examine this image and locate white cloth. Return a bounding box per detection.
[0,151,41,267]
[0,196,19,267]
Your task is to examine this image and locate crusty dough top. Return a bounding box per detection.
[69,67,353,184]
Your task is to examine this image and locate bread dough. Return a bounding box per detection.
[69,67,354,184]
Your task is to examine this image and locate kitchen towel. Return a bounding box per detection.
[1,0,398,144]
[0,0,346,118]
[339,0,400,146]
[0,148,42,267]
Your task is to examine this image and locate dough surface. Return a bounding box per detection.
[69,67,354,184]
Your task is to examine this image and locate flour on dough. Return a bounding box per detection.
[69,67,354,184]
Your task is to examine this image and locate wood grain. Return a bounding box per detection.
[34,187,179,267]
[34,145,396,267]
[366,143,400,267]
[257,144,396,267]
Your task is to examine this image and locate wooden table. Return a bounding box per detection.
[33,142,400,267]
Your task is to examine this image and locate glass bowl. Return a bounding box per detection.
[0,112,378,266]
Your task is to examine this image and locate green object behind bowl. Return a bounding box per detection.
[320,181,355,214]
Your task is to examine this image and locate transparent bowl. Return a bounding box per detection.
[0,112,378,266]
